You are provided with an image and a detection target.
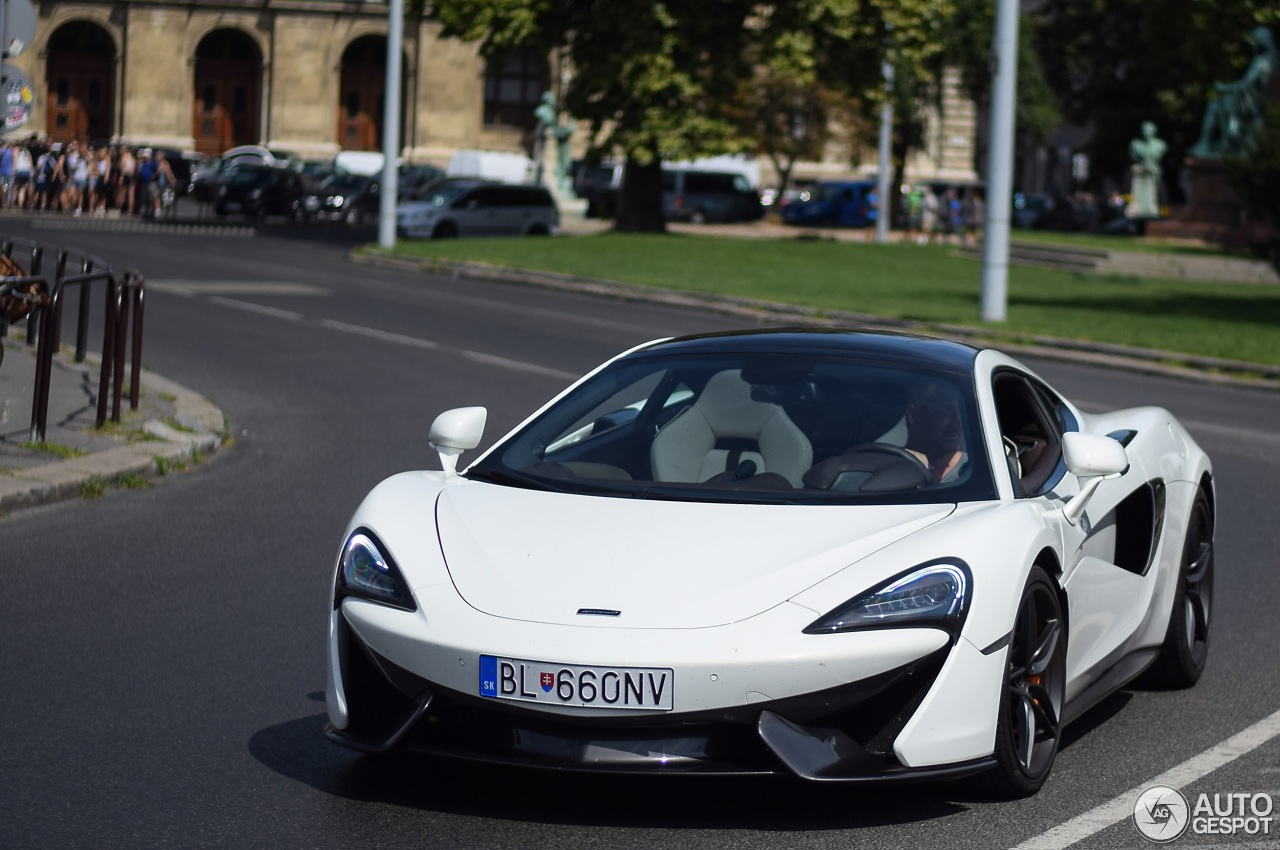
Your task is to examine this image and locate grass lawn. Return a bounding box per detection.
[376,232,1280,367]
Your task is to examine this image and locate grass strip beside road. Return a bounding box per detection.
[376,232,1280,368]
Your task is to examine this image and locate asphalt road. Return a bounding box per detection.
[2,217,1277,850]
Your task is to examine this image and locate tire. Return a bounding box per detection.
[985,565,1067,798]
[432,221,458,239]
[1146,491,1213,688]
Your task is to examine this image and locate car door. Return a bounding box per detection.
[454,186,501,236]
[992,370,1155,687]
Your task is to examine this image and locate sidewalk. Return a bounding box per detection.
[0,334,226,514]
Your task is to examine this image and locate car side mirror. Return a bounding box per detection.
[429,407,487,475]
[1061,432,1129,525]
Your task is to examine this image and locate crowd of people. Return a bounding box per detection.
[0,139,179,219]
[901,186,985,246]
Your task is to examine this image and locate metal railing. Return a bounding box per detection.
[0,237,147,442]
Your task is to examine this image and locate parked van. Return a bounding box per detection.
[396,179,558,239]
[781,180,877,228]
[662,169,762,224]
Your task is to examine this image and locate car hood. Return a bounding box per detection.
[434,482,954,628]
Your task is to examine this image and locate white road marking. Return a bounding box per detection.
[1013,708,1280,849]
[460,348,578,381]
[150,280,331,296]
[208,297,303,321]
[319,319,440,351]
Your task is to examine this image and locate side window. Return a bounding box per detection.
[459,188,497,208]
[733,175,751,193]
[545,371,676,454]
[992,372,1065,497]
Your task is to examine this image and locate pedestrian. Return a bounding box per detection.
[117,146,136,214]
[946,189,963,244]
[921,188,939,245]
[864,186,879,241]
[13,143,31,209]
[966,190,985,245]
[67,142,89,215]
[903,185,923,244]
[0,143,14,209]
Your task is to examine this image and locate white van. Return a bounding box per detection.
[446,150,533,184]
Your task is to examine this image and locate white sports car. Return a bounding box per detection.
[325,329,1214,796]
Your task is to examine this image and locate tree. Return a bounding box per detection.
[1032,1,1279,192]
[433,0,952,232]
[1226,100,1280,260]
[944,0,1061,149]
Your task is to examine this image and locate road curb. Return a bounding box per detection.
[0,348,228,514]
[352,250,1280,392]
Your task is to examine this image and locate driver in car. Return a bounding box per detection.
[904,381,967,484]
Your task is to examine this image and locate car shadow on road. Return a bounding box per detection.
[249,709,973,831]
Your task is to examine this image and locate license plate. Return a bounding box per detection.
[479,655,674,710]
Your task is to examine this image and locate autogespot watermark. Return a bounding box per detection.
[1133,785,1276,843]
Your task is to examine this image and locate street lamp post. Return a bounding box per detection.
[980,0,1019,322]
[875,58,893,245]
[377,0,403,250]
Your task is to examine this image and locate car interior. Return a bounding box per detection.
[496,360,994,500]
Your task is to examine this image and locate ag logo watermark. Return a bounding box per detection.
[1134,786,1190,843]
[1134,786,1275,842]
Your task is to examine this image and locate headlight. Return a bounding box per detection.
[804,561,970,636]
[335,531,416,611]
[329,194,345,207]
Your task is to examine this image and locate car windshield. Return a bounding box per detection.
[323,174,368,192]
[468,352,996,505]
[225,166,273,186]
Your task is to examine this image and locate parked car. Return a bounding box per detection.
[663,169,763,224]
[571,160,624,218]
[781,180,878,228]
[214,163,310,221]
[398,164,447,200]
[325,328,1214,797]
[396,180,558,238]
[313,173,381,225]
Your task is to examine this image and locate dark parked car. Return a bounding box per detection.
[780,180,878,228]
[314,173,382,225]
[572,160,624,218]
[214,164,310,221]
[662,169,763,224]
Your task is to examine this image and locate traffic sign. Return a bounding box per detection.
[1,63,34,132]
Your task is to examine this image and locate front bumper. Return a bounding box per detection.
[326,598,1001,782]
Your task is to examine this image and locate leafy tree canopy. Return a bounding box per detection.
[1033,0,1279,182]
[433,0,952,228]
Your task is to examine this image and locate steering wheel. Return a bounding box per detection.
[802,442,930,492]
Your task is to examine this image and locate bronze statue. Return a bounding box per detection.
[1188,26,1277,158]
[534,91,575,195]
[1127,122,1165,219]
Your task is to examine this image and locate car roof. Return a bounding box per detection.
[630,328,982,372]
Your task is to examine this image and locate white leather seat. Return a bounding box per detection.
[650,370,813,487]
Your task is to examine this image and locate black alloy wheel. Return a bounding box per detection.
[986,565,1067,797]
[1147,491,1213,687]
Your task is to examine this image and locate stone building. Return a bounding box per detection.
[17,0,976,189]
[16,0,550,162]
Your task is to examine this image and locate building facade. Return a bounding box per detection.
[18,0,975,189]
[16,0,545,163]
